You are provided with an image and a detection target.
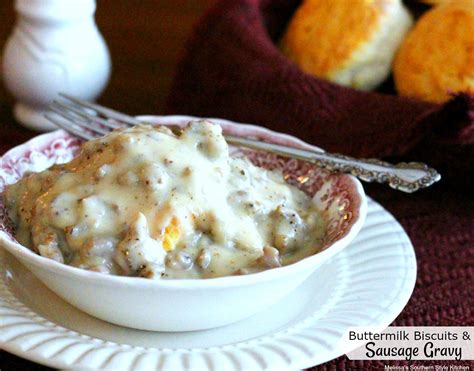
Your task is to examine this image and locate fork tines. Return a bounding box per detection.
[44,94,148,140]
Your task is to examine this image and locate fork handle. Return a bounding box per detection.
[226,136,441,193]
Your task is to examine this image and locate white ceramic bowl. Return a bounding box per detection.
[0,116,367,331]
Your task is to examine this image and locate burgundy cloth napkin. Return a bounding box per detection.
[166,0,474,191]
[166,0,474,369]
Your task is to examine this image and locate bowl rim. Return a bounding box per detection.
[0,115,367,289]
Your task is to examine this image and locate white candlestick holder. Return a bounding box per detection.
[2,0,111,131]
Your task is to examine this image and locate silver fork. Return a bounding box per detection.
[44,94,441,193]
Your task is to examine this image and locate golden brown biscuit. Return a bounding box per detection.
[394,2,474,103]
[417,0,468,5]
[417,0,447,4]
[280,0,413,91]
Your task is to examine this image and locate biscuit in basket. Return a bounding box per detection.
[394,1,474,103]
[416,0,456,4]
[280,0,413,91]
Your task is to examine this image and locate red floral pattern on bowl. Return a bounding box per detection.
[1,115,364,253]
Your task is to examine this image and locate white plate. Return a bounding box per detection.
[0,198,416,370]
